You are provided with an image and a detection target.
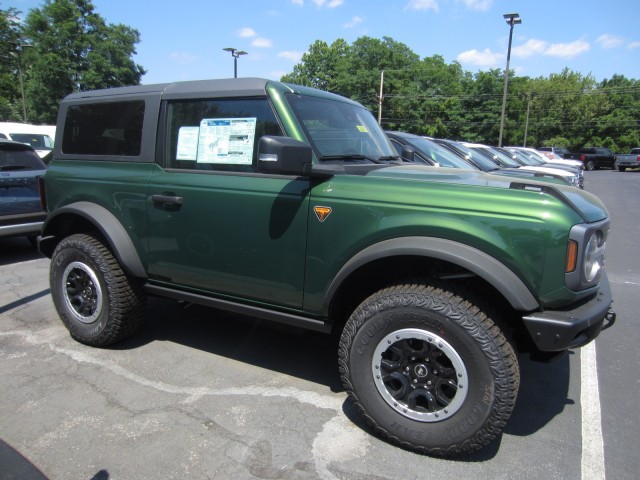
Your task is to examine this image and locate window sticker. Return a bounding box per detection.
[356,125,368,133]
[197,118,257,165]
[176,126,200,160]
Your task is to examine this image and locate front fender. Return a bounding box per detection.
[323,236,540,313]
[39,201,146,279]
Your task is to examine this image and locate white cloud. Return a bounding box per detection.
[290,0,303,5]
[405,0,439,12]
[512,39,548,58]
[457,48,501,67]
[313,0,344,7]
[252,37,273,48]
[279,51,304,62]
[461,0,492,11]
[343,16,364,28]
[238,27,256,38]
[596,34,624,49]
[544,40,590,58]
[628,41,640,50]
[170,52,197,64]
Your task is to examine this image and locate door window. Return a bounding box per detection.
[164,98,282,172]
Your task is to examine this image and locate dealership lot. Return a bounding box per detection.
[1,170,638,480]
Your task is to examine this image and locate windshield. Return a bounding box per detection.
[409,137,476,170]
[478,146,520,168]
[286,94,397,162]
[441,141,500,171]
[507,149,544,166]
[9,133,54,150]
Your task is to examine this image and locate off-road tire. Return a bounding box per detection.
[50,233,145,347]
[338,282,519,457]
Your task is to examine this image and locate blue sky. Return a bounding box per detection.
[9,0,640,85]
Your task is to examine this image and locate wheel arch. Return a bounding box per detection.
[323,236,539,322]
[39,201,146,279]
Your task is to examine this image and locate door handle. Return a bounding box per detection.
[151,193,184,210]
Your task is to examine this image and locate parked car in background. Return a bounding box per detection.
[504,147,584,188]
[538,146,572,161]
[0,139,48,244]
[461,142,581,188]
[429,138,572,186]
[614,148,640,172]
[0,122,55,159]
[511,146,583,170]
[385,131,475,169]
[565,147,616,170]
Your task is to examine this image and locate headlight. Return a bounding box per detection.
[583,230,605,282]
[566,220,608,290]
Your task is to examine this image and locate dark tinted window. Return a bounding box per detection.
[165,98,281,172]
[10,133,53,150]
[62,101,145,156]
[0,144,46,170]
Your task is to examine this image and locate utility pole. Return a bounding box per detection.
[523,92,534,147]
[378,70,384,125]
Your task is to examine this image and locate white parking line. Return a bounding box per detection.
[581,341,606,480]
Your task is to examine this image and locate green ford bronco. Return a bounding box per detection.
[39,78,615,456]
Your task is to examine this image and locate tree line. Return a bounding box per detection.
[1,0,144,125]
[282,37,640,152]
[2,2,639,152]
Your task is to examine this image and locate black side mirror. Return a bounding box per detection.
[258,136,312,175]
[401,146,415,162]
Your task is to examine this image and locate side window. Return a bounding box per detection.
[62,101,145,156]
[164,97,282,172]
[389,139,404,156]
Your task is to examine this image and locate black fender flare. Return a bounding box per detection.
[40,201,146,279]
[323,236,539,314]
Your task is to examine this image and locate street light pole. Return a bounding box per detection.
[498,13,521,147]
[222,47,248,78]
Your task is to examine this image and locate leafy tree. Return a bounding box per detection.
[281,39,349,92]
[281,36,640,150]
[0,5,24,121]
[22,0,145,123]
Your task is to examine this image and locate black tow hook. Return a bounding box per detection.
[602,309,616,331]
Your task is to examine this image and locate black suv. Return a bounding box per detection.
[0,139,47,242]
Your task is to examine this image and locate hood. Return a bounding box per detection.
[363,164,608,223]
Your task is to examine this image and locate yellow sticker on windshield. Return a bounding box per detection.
[356,125,368,133]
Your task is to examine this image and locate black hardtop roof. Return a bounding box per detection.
[60,77,363,106]
[63,77,272,101]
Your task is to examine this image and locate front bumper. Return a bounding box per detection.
[522,273,616,351]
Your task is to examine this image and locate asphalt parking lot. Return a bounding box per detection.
[1,169,638,480]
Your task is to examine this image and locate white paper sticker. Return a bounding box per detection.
[197,118,257,165]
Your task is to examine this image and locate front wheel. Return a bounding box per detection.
[50,233,145,347]
[338,283,519,456]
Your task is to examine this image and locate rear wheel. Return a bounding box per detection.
[338,282,519,456]
[618,166,626,172]
[586,160,597,171]
[50,234,145,347]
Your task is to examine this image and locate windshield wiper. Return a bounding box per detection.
[320,154,382,164]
